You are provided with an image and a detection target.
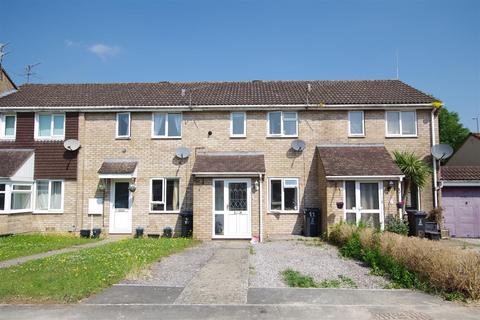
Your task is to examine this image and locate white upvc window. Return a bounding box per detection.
[385,111,417,137]
[10,184,33,212]
[269,178,299,212]
[34,180,64,213]
[0,113,16,139]
[230,112,246,138]
[348,111,364,136]
[267,111,298,137]
[0,182,34,214]
[150,178,180,212]
[35,113,65,140]
[0,183,5,212]
[116,112,131,138]
[152,113,182,138]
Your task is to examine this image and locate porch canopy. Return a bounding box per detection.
[192,152,265,177]
[0,149,34,181]
[317,144,403,180]
[98,159,138,179]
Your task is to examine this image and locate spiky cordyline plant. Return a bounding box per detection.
[393,151,432,215]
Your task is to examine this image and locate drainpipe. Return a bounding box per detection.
[259,173,263,243]
[431,108,438,208]
[398,177,403,218]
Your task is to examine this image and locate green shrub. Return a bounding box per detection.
[385,216,409,235]
[330,223,480,301]
[281,269,317,288]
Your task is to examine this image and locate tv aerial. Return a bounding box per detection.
[175,146,191,159]
[431,144,453,161]
[22,62,41,83]
[291,139,306,152]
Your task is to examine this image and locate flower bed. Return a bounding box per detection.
[329,223,480,301]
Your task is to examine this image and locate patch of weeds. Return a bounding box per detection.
[249,265,255,275]
[338,275,358,288]
[249,246,256,255]
[281,269,317,288]
[383,283,403,289]
[281,270,358,289]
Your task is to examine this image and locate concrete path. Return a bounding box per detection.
[0,238,118,268]
[174,241,249,304]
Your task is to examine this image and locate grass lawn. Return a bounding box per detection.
[0,234,97,262]
[0,237,195,303]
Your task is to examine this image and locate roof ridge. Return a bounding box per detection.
[19,79,404,87]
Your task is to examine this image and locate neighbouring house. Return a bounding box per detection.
[0,80,440,240]
[0,67,17,96]
[441,133,480,238]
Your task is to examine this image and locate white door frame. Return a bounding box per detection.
[212,178,252,239]
[109,179,133,234]
[344,180,384,230]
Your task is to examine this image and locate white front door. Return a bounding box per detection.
[213,179,251,239]
[109,180,132,234]
[344,181,384,229]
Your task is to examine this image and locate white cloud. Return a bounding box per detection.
[64,40,120,61]
[88,44,120,60]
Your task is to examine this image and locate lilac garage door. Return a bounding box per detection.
[442,187,480,238]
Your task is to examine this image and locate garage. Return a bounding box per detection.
[442,187,480,238]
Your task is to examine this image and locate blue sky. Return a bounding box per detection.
[2,0,479,130]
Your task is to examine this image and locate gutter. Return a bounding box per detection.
[0,103,436,113]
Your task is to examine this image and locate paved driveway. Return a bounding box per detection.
[1,239,479,320]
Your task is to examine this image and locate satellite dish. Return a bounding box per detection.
[175,146,191,159]
[431,144,453,160]
[291,139,306,152]
[64,139,80,151]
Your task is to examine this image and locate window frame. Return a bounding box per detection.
[34,180,64,213]
[348,111,365,137]
[230,112,246,138]
[151,112,182,139]
[116,112,131,139]
[0,183,6,212]
[9,183,33,213]
[267,111,298,138]
[149,177,180,213]
[0,113,16,140]
[268,177,300,213]
[34,113,66,141]
[385,111,417,137]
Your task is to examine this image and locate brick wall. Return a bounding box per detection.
[77,109,436,239]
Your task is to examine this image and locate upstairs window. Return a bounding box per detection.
[152,113,182,138]
[348,111,364,136]
[268,111,298,137]
[0,114,16,139]
[35,113,65,140]
[269,178,299,212]
[386,111,417,137]
[230,112,246,137]
[150,178,180,212]
[35,180,63,212]
[116,112,131,138]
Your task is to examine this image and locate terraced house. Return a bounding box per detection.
[0,79,441,240]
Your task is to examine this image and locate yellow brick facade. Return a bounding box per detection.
[73,108,438,240]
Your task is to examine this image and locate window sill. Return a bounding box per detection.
[0,210,33,215]
[0,137,16,141]
[348,134,365,138]
[385,135,418,138]
[266,135,298,139]
[151,136,182,140]
[230,135,246,139]
[33,210,64,215]
[115,137,131,140]
[267,210,300,214]
[149,211,181,214]
[34,137,65,142]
